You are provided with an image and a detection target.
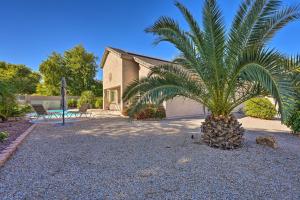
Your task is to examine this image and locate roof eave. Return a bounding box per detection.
[133,57,154,68]
[100,47,133,68]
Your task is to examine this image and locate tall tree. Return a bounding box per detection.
[0,62,41,94]
[123,0,300,149]
[64,45,98,96]
[39,52,66,95]
[38,45,100,96]
[90,80,103,97]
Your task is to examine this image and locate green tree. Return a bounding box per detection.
[35,82,51,96]
[91,80,103,97]
[123,0,300,149]
[64,45,98,96]
[39,52,66,95]
[0,81,17,121]
[0,62,41,94]
[38,45,101,96]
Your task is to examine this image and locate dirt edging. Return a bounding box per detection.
[0,124,37,167]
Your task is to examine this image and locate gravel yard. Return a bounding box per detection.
[0,115,299,199]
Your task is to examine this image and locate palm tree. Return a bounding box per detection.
[123,0,300,149]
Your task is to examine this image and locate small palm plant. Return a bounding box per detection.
[123,0,300,149]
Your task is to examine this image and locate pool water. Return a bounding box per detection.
[28,109,79,118]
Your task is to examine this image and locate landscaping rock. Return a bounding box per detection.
[256,136,278,148]
[0,115,299,199]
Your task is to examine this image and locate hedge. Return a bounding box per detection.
[244,97,277,120]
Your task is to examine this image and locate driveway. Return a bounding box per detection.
[0,115,299,199]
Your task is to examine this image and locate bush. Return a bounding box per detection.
[78,91,95,109]
[19,104,32,113]
[0,86,18,121]
[1,104,31,120]
[285,101,300,135]
[67,98,78,108]
[244,97,277,120]
[134,104,166,120]
[94,97,103,109]
[0,131,9,142]
[0,82,30,121]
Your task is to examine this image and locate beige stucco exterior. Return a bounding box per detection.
[138,65,150,80]
[101,47,278,118]
[102,52,123,110]
[101,47,205,118]
[165,97,206,119]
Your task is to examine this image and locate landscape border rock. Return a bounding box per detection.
[256,136,278,149]
[0,124,37,167]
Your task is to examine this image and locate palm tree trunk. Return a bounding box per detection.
[201,114,244,149]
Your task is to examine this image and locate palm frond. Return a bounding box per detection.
[202,0,226,79]
[124,75,210,116]
[175,1,205,55]
[145,16,206,76]
[249,4,300,46]
[237,50,297,120]
[123,0,300,119]
[226,0,268,66]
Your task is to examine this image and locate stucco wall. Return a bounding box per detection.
[139,65,150,79]
[121,59,139,110]
[102,52,123,110]
[122,59,139,92]
[17,95,79,110]
[165,97,205,119]
[103,53,123,90]
[138,64,206,119]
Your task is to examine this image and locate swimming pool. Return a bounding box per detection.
[29,109,79,118]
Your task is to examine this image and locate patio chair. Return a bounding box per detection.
[68,104,92,118]
[31,104,60,120]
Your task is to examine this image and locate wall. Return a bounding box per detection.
[122,59,139,109]
[17,95,79,110]
[165,97,205,119]
[138,65,150,79]
[138,64,206,119]
[122,59,139,87]
[103,53,123,90]
[102,52,123,110]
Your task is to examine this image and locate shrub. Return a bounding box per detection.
[134,104,166,120]
[0,87,18,121]
[94,97,103,109]
[78,91,95,108]
[11,104,32,117]
[0,131,9,142]
[19,104,32,113]
[0,82,30,121]
[285,101,300,135]
[244,97,277,120]
[67,98,78,108]
[285,111,300,135]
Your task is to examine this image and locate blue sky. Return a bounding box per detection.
[0,0,299,80]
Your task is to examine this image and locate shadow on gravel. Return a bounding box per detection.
[1,116,300,199]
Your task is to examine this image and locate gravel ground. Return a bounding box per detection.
[0,114,299,200]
